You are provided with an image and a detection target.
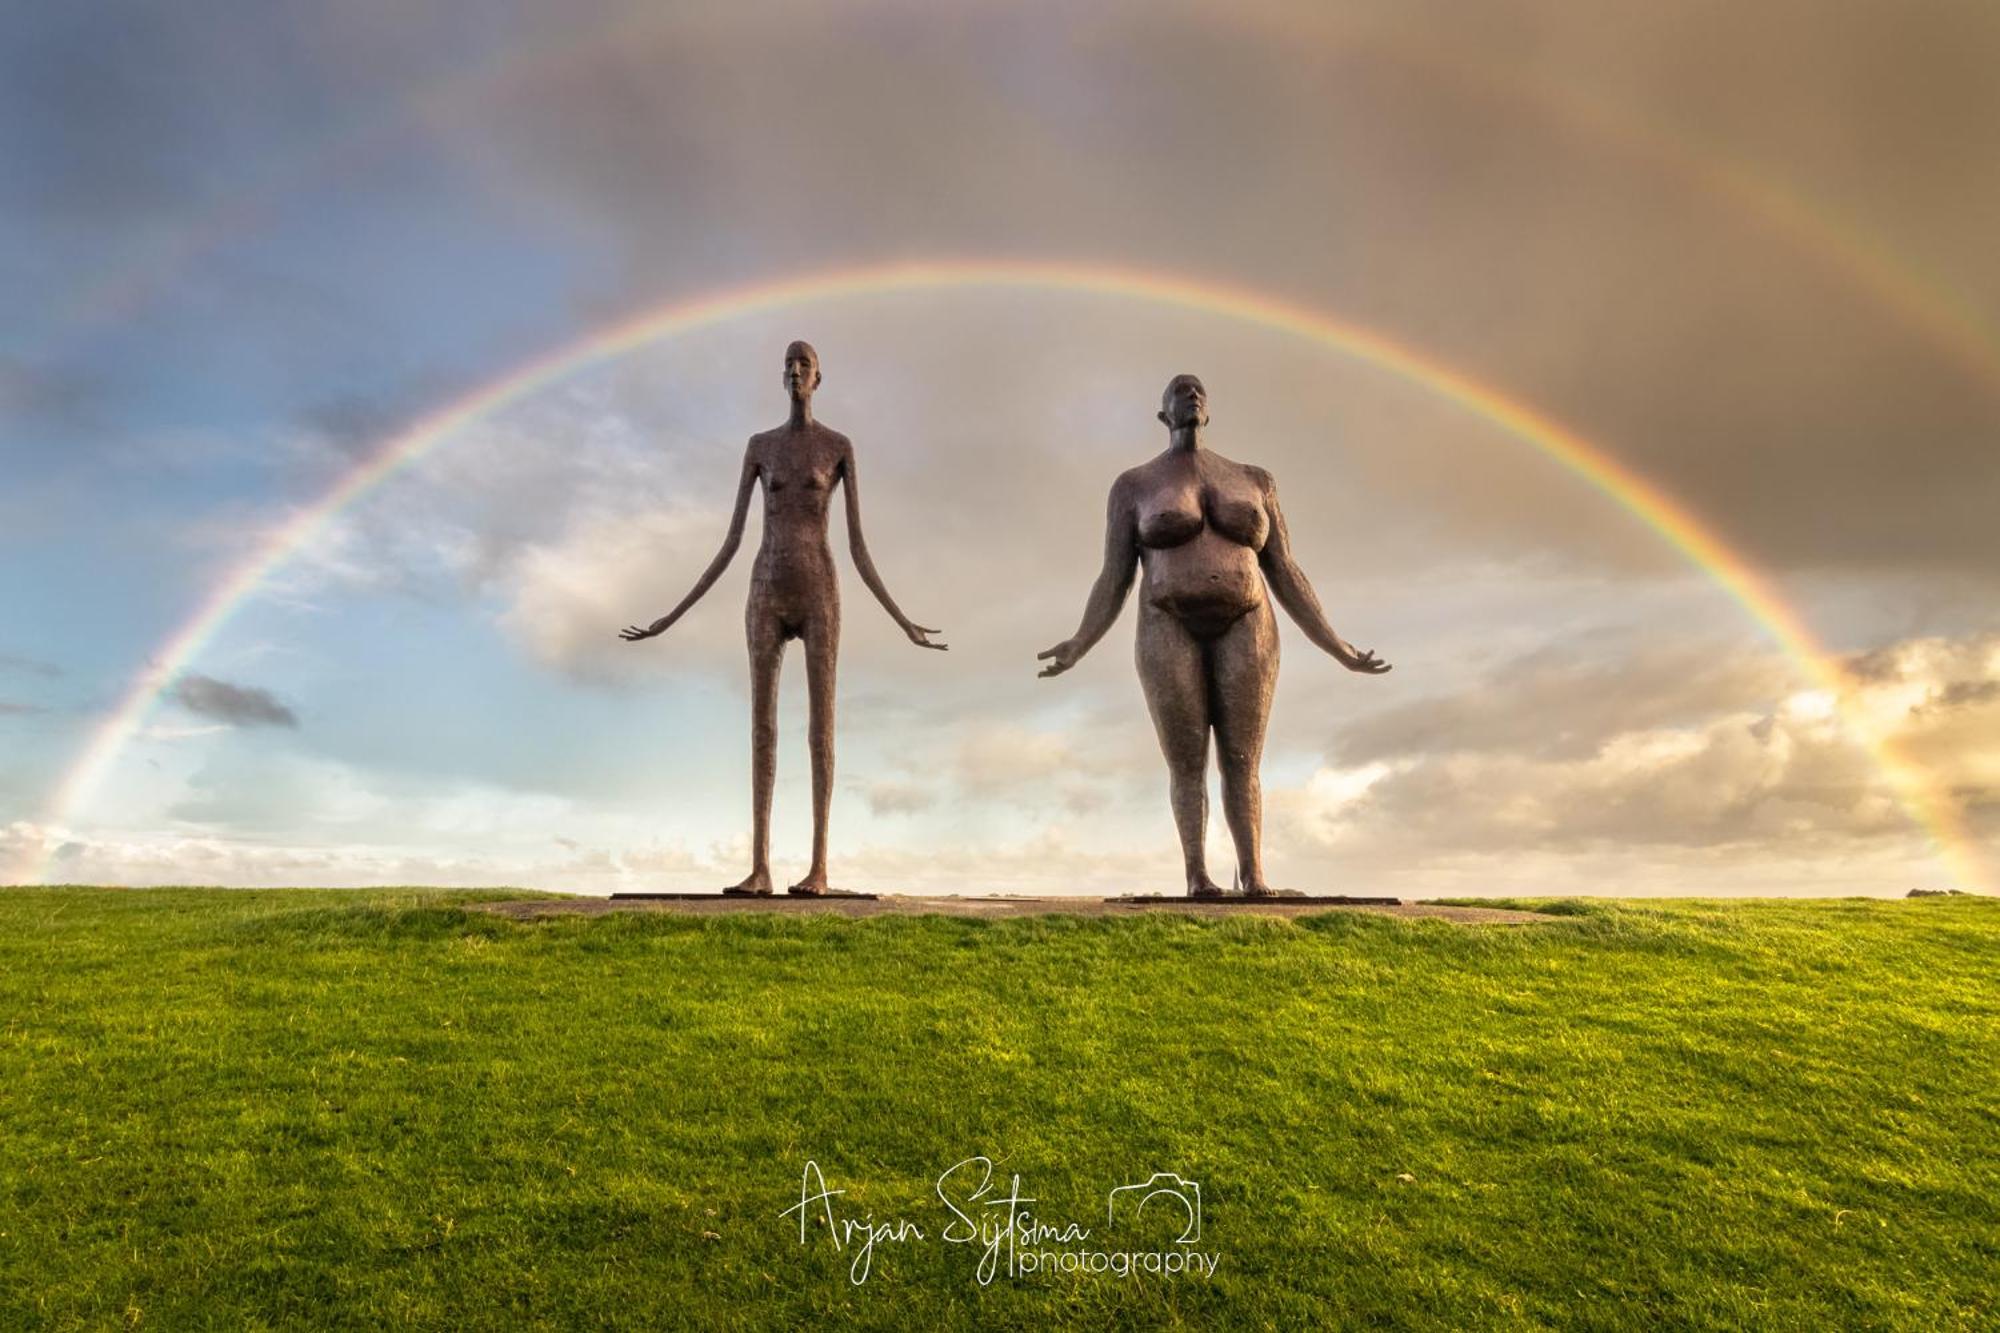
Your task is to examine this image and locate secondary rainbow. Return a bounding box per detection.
[54,10,2000,411]
[24,259,1987,892]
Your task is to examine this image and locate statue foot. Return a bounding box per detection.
[1187,876,1230,899]
[786,871,831,897]
[1242,882,1304,899]
[722,870,774,897]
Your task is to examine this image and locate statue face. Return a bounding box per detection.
[783,341,821,399]
[1161,374,1208,429]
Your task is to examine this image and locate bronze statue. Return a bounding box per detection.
[1039,374,1390,897]
[621,341,945,895]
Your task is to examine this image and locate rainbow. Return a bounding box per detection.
[21,259,1987,891]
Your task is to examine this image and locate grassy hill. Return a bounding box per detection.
[0,889,1993,1329]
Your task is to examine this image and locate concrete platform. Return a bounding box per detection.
[472,894,1548,925]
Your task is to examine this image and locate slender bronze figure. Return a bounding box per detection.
[621,342,945,895]
[1039,375,1390,897]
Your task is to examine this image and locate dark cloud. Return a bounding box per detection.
[0,360,105,429]
[0,656,60,722]
[297,370,480,459]
[1924,680,2000,714]
[0,655,62,679]
[168,674,300,729]
[299,392,420,459]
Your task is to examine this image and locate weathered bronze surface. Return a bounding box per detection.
[1039,374,1391,897]
[621,342,944,895]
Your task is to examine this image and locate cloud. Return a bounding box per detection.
[953,725,1078,795]
[1330,635,1793,764]
[864,781,936,816]
[499,505,739,686]
[1862,636,2000,816]
[2,813,1183,896]
[2,819,715,892]
[1283,630,2000,860]
[168,674,300,729]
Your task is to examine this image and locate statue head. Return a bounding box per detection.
[1158,374,1208,430]
[784,340,822,402]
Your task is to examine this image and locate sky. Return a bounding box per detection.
[3,0,1996,896]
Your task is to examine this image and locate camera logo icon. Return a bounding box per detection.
[1106,1172,1202,1244]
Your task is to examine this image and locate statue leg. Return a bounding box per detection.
[726,604,785,895]
[788,607,840,896]
[1212,600,1279,895]
[1137,604,1225,897]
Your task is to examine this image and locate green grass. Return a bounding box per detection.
[0,889,1994,1330]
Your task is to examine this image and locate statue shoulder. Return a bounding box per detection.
[1239,461,1276,494]
[1206,451,1275,494]
[1107,464,1153,509]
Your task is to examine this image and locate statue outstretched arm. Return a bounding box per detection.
[839,443,946,650]
[1256,472,1391,674]
[1039,477,1139,677]
[619,445,760,642]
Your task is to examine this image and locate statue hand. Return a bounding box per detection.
[618,618,669,642]
[1037,639,1083,678]
[904,621,948,651]
[1344,646,1392,674]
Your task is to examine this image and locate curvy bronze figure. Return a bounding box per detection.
[621,341,945,895]
[1039,375,1390,897]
